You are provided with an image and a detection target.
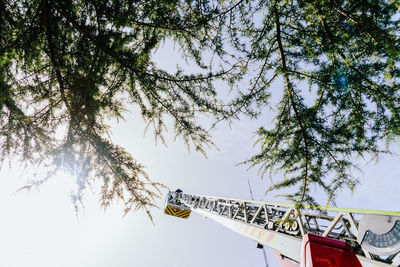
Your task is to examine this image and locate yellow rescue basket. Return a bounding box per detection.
[164,191,191,219]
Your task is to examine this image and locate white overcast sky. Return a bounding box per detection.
[0,40,399,267]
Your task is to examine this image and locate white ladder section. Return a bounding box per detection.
[179,193,400,267]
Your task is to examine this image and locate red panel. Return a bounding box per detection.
[302,234,362,267]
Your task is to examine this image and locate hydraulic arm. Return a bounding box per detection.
[165,191,400,266]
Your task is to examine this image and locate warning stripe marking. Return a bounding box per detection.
[164,206,191,219]
[166,207,189,216]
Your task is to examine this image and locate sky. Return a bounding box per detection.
[0,105,283,267]
[1,41,400,267]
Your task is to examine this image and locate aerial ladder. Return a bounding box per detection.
[164,190,400,267]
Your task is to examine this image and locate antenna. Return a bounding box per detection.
[247,178,269,267]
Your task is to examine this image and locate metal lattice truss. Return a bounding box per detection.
[180,193,400,267]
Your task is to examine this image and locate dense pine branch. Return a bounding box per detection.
[1,0,399,214]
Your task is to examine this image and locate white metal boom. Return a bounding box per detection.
[173,192,400,267]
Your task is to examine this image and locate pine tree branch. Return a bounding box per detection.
[275,13,310,203]
[54,3,233,84]
[41,0,71,113]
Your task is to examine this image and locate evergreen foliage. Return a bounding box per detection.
[0,0,231,219]
[1,0,400,213]
[219,0,400,206]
